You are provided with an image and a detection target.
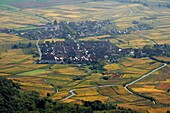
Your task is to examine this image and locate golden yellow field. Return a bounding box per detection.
[153,56,170,62]
[72,95,108,103]
[55,67,86,76]
[0,33,25,43]
[0,33,28,52]
[52,91,69,100]
[0,11,46,29]
[23,1,131,22]
[9,77,52,88]
[0,73,11,76]
[97,86,143,103]
[104,63,123,71]
[121,57,153,67]
[79,35,111,41]
[75,88,99,96]
[148,107,170,113]
[44,38,65,43]
[132,87,164,93]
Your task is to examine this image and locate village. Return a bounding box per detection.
[39,40,123,64]
[0,19,166,64]
[38,40,153,64]
[38,38,170,64]
[0,20,153,40]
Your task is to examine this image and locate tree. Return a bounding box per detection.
[47,93,51,97]
[167,4,170,8]
[27,42,32,48]
[53,20,58,26]
[12,44,18,49]
[132,20,139,24]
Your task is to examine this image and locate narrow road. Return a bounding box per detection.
[141,35,158,45]
[36,38,42,61]
[125,63,167,87]
[44,79,59,96]
[62,89,76,101]
[127,5,133,15]
[124,63,167,104]
[62,85,121,101]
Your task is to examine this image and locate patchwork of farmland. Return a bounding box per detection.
[21,1,170,48]
[1,46,169,112]
[0,0,170,112]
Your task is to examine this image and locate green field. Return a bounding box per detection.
[17,69,48,76]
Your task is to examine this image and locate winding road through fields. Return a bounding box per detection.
[62,85,121,101]
[62,63,167,103]
[44,79,59,97]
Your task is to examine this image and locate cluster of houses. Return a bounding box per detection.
[38,40,121,64]
[0,20,128,40]
[0,19,154,41]
[64,20,130,37]
[39,39,169,64]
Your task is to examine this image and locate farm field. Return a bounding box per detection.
[0,33,29,52]
[0,0,170,112]
[129,64,170,107]
[152,56,170,62]
[1,45,168,112]
[0,0,169,48]
[23,1,127,22]
[104,57,162,80]
[0,10,46,29]
[79,35,111,41]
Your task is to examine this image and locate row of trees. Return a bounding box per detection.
[12,42,33,49]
